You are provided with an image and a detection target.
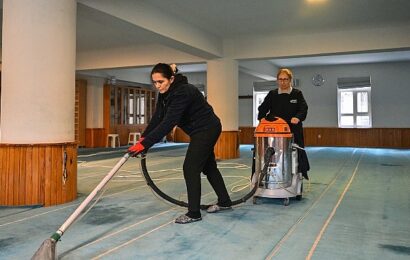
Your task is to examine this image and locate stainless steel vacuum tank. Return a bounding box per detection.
[252,117,302,206]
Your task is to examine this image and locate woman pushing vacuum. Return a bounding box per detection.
[257,68,310,180]
[128,63,232,224]
[253,68,310,205]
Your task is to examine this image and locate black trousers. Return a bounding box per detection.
[290,123,310,179]
[183,124,231,213]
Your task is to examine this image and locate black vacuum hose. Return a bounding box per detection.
[139,153,267,209]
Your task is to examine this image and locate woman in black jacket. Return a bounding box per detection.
[128,63,232,224]
[258,68,310,179]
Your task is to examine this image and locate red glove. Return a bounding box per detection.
[128,141,145,157]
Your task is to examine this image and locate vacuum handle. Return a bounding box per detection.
[292,143,305,151]
[58,153,130,234]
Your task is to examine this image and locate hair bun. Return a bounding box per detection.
[170,63,179,74]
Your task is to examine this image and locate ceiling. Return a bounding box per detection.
[2,0,410,76]
[146,0,410,37]
[76,0,410,77]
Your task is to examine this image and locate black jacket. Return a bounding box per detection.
[257,88,308,145]
[141,74,221,149]
[257,88,310,177]
[257,88,308,123]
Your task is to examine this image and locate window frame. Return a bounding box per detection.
[253,90,269,127]
[110,85,156,126]
[337,86,372,128]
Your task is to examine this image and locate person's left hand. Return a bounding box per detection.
[290,117,300,124]
[128,141,145,157]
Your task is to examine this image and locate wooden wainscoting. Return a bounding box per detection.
[238,126,410,148]
[214,131,240,159]
[173,128,240,159]
[173,127,191,143]
[304,127,410,148]
[0,143,77,207]
[85,128,106,148]
[239,126,256,144]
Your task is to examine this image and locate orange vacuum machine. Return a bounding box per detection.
[252,117,303,206]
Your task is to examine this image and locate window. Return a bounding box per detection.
[253,91,268,126]
[110,85,156,126]
[253,81,276,127]
[338,86,372,128]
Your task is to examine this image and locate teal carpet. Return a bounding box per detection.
[1,145,409,259]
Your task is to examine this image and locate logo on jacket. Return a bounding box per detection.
[290,99,297,103]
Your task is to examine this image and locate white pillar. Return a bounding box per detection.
[86,77,105,128]
[1,0,77,143]
[207,58,239,131]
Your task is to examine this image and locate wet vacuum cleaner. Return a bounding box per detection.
[252,117,303,206]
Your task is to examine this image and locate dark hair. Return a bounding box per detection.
[151,63,175,79]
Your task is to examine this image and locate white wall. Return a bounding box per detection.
[105,61,410,128]
[293,61,410,128]
[236,61,410,128]
[185,70,262,127]
[184,72,207,86]
[238,72,263,126]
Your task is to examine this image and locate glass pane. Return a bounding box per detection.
[357,91,368,113]
[128,116,134,124]
[340,91,353,113]
[129,97,134,114]
[340,116,354,126]
[140,95,145,124]
[254,91,268,126]
[356,116,370,127]
[256,92,268,106]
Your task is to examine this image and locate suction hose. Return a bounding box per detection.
[139,147,274,209]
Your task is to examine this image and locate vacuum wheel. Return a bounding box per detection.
[296,182,303,201]
[283,197,290,206]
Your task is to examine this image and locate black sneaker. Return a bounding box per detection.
[174,214,202,224]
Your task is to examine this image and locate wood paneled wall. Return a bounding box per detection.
[171,128,240,159]
[239,127,256,145]
[0,143,77,206]
[85,128,106,148]
[304,127,410,148]
[214,131,240,159]
[173,127,191,143]
[238,126,410,148]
